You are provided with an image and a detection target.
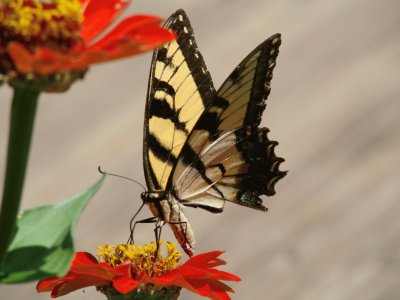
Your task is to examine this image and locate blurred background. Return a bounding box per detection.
[1,0,399,299]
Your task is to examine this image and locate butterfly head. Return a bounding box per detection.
[141,191,167,203]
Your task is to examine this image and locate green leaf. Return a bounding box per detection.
[0,175,105,283]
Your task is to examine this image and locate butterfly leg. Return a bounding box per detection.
[127,216,158,244]
[154,219,165,257]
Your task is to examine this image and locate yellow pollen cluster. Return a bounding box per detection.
[96,242,182,278]
[0,0,83,47]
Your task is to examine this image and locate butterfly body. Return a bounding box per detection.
[142,9,286,256]
[141,191,195,256]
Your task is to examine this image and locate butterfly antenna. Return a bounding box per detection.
[98,166,146,191]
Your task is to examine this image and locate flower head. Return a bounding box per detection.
[37,242,241,300]
[0,0,175,91]
[96,241,182,278]
[0,0,83,49]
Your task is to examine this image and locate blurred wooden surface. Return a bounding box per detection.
[1,0,399,299]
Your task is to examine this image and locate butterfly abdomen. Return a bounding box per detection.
[142,191,195,256]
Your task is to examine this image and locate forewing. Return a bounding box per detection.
[216,34,282,132]
[143,9,216,191]
[172,34,286,212]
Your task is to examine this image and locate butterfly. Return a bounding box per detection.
[140,9,286,256]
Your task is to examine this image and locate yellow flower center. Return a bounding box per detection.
[97,242,182,278]
[0,0,83,50]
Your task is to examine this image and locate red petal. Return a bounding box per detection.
[186,278,234,300]
[8,42,35,74]
[168,266,211,280]
[88,15,164,49]
[9,15,174,74]
[27,48,66,75]
[9,27,174,75]
[71,252,98,266]
[37,252,134,297]
[152,275,198,294]
[71,260,130,280]
[112,276,140,294]
[184,251,225,268]
[204,258,227,269]
[113,263,134,277]
[121,24,176,50]
[50,274,110,298]
[37,275,75,293]
[197,268,241,282]
[82,25,175,65]
[154,275,234,300]
[206,280,235,294]
[8,46,87,75]
[37,252,97,293]
[81,0,131,42]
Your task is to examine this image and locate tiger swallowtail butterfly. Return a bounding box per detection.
[141,9,286,256]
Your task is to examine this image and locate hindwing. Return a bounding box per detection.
[172,35,286,212]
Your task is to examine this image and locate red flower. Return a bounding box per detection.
[37,250,240,300]
[0,0,175,75]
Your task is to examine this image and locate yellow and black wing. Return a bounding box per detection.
[142,9,286,255]
[172,34,286,212]
[143,10,216,192]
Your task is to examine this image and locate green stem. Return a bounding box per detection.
[0,87,40,263]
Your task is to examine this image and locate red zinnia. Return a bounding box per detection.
[37,242,241,300]
[0,0,175,78]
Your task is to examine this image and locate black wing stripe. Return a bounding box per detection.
[219,100,249,123]
[152,79,176,98]
[176,132,251,193]
[147,133,178,164]
[153,22,194,92]
[156,38,194,89]
[218,64,258,98]
[217,57,259,96]
[178,145,225,200]
[222,77,254,100]
[224,87,253,108]
[149,91,190,135]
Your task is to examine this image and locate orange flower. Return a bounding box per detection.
[37,243,241,300]
[0,0,175,88]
